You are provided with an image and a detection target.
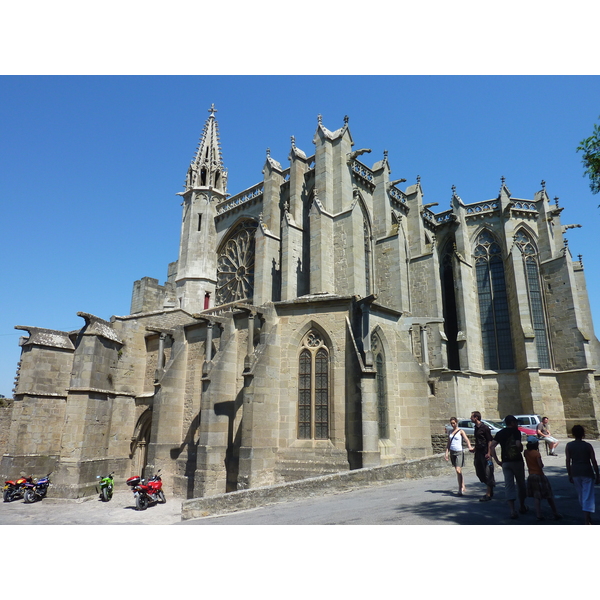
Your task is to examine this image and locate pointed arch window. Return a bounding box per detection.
[441,241,460,370]
[364,219,372,296]
[474,230,514,370]
[372,332,388,439]
[298,330,330,440]
[515,230,552,368]
[216,220,258,305]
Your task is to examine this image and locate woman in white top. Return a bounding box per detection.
[445,417,474,496]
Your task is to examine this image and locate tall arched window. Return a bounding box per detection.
[364,219,372,296]
[372,332,388,439]
[474,230,514,370]
[298,330,330,440]
[441,242,460,370]
[515,229,551,369]
[216,220,258,305]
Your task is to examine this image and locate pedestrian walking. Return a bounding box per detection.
[445,417,474,496]
[565,425,600,525]
[490,415,528,519]
[524,436,562,521]
[469,411,495,502]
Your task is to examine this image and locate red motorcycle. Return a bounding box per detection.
[126,470,166,511]
[3,473,33,502]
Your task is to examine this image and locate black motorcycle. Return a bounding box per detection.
[23,473,52,503]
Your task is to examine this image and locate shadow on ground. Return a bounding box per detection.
[388,465,594,525]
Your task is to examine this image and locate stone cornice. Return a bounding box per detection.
[15,326,75,350]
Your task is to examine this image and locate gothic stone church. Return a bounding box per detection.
[3,107,600,499]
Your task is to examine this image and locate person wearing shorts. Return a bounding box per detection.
[536,417,559,456]
[566,425,600,525]
[445,417,473,496]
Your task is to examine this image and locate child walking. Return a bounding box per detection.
[524,436,562,521]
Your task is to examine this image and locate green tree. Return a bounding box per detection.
[577,116,600,195]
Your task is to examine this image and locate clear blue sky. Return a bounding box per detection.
[1,75,600,396]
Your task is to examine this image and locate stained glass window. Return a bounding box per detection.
[515,230,551,369]
[297,331,329,440]
[376,353,388,439]
[474,230,514,370]
[298,350,312,439]
[216,220,258,305]
[364,220,372,296]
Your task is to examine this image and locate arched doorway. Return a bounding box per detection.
[130,409,152,479]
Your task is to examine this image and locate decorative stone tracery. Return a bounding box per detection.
[216,220,258,305]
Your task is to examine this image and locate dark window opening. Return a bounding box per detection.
[441,250,460,370]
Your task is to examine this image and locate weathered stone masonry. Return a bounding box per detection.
[3,108,599,499]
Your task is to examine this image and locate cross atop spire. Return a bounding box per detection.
[185,104,227,193]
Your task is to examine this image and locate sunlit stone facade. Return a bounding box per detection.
[3,108,599,499]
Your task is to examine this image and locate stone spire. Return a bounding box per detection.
[185,104,227,194]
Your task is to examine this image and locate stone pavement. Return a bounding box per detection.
[0,488,183,525]
[1,438,598,526]
[181,438,600,525]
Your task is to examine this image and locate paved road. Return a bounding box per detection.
[181,455,597,525]
[2,438,598,525]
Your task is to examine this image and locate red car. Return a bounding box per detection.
[518,425,538,436]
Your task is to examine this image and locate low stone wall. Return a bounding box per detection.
[182,452,448,520]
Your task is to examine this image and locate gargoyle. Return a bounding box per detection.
[389,178,407,187]
[348,148,372,161]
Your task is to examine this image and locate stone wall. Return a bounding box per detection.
[0,398,14,460]
[182,451,450,520]
[131,277,168,314]
[543,256,587,371]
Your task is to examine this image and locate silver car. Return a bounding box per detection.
[445,418,504,436]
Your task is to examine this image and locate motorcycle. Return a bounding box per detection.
[23,473,52,503]
[96,472,115,502]
[126,470,166,511]
[3,474,33,502]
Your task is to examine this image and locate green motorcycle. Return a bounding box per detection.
[96,472,115,502]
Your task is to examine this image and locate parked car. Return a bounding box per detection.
[514,414,542,428]
[445,418,503,436]
[444,417,537,439]
[513,414,542,437]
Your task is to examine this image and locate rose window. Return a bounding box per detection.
[216,220,258,305]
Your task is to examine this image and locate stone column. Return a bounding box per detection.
[237,309,279,490]
[360,369,380,468]
[194,319,236,498]
[280,210,303,301]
